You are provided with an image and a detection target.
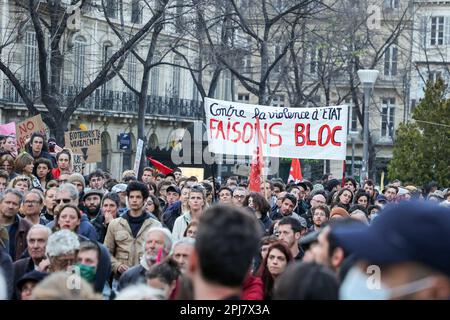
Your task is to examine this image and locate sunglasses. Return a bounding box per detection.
[56,198,72,204]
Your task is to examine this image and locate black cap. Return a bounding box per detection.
[16,270,49,291]
[166,185,181,195]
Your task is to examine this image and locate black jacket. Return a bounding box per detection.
[91,213,108,243]
[118,264,146,291]
[12,257,34,299]
[259,214,273,236]
[300,209,314,228]
[162,200,183,232]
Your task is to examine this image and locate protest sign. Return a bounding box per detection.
[72,154,85,174]
[204,98,349,160]
[0,122,16,136]
[133,139,144,174]
[64,129,101,163]
[15,115,47,151]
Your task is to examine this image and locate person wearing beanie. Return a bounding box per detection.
[329,207,350,220]
[67,173,87,213]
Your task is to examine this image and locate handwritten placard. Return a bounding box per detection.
[64,130,101,163]
[204,98,349,160]
[15,115,47,151]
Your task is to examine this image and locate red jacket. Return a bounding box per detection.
[51,168,61,179]
[241,274,264,300]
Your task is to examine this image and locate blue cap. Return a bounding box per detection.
[376,194,388,202]
[330,201,450,277]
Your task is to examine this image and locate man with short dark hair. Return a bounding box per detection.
[188,204,261,299]
[88,170,107,193]
[166,185,181,208]
[277,216,307,260]
[271,194,301,221]
[363,179,376,204]
[383,185,399,203]
[141,167,155,184]
[0,189,32,261]
[25,132,56,168]
[310,204,330,232]
[104,182,162,279]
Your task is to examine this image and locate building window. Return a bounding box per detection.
[73,36,86,88]
[381,98,395,139]
[384,0,399,9]
[131,0,142,24]
[105,0,117,19]
[150,55,160,96]
[384,44,397,76]
[428,71,443,84]
[127,54,137,89]
[272,95,285,108]
[172,56,181,98]
[430,16,444,46]
[102,43,113,95]
[238,93,249,102]
[24,31,38,86]
[310,47,323,75]
[345,99,358,132]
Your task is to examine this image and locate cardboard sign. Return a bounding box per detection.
[15,115,47,151]
[204,98,349,160]
[64,130,101,163]
[72,154,85,174]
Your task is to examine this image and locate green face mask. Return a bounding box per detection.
[76,263,96,283]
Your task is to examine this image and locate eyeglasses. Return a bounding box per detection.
[56,198,72,204]
[233,195,245,199]
[24,200,41,205]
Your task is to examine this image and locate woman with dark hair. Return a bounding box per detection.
[33,158,54,190]
[51,149,73,180]
[256,241,293,300]
[146,194,162,221]
[14,152,41,189]
[91,192,120,242]
[252,235,279,274]
[274,262,339,300]
[353,189,371,209]
[243,192,272,235]
[331,188,354,211]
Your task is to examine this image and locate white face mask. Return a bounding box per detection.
[340,266,436,300]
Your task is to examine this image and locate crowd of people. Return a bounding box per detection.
[0,132,449,300]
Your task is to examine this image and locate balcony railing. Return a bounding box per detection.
[1,80,204,120]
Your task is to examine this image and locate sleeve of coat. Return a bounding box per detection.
[103,221,121,275]
[171,217,182,242]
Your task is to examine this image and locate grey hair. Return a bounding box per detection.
[45,230,80,257]
[57,183,79,200]
[26,224,52,242]
[170,237,195,255]
[115,284,165,300]
[0,188,24,204]
[144,227,173,255]
[25,189,45,204]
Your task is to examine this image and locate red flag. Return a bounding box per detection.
[248,119,264,192]
[147,156,173,175]
[288,158,303,183]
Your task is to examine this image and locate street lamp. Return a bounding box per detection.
[357,69,379,185]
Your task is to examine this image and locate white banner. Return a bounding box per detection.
[133,139,144,174]
[204,98,349,160]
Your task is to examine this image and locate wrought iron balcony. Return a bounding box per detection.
[1,80,204,120]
